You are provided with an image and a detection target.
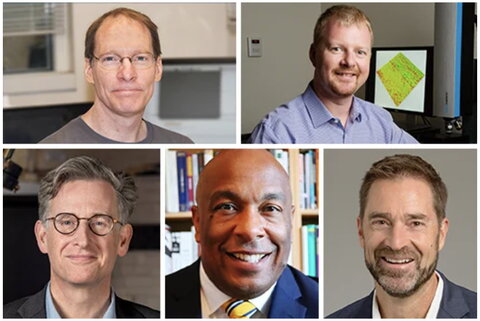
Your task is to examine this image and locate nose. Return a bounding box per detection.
[341,50,355,68]
[385,223,409,250]
[233,206,266,242]
[72,220,92,247]
[117,58,137,81]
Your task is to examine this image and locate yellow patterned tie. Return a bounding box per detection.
[223,298,258,318]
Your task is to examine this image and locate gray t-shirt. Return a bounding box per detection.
[39,116,193,144]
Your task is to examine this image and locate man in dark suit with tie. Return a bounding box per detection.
[327,154,476,318]
[166,149,318,318]
[3,156,159,318]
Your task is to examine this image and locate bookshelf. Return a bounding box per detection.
[165,149,319,273]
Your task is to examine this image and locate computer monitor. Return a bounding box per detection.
[365,46,433,116]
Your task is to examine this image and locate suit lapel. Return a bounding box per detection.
[171,260,202,317]
[115,295,144,318]
[268,267,307,318]
[17,286,47,318]
[436,272,470,318]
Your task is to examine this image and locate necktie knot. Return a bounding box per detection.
[223,298,258,318]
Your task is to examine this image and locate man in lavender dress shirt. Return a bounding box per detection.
[249,5,418,144]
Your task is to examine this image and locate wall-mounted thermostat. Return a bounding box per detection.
[247,37,262,57]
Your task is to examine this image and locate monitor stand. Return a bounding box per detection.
[397,114,432,133]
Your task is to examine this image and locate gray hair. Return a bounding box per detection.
[38,156,137,223]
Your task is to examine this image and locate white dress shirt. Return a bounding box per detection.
[45,282,116,318]
[199,262,276,318]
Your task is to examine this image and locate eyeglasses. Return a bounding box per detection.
[45,213,124,236]
[92,53,156,70]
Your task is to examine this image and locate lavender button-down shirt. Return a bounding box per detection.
[249,84,419,144]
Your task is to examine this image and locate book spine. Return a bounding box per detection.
[307,224,316,277]
[315,225,319,277]
[298,153,305,209]
[166,151,179,213]
[304,151,312,209]
[192,153,199,205]
[186,153,194,209]
[311,150,317,209]
[198,152,205,174]
[301,225,309,275]
[176,151,188,212]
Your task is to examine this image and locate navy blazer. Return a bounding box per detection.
[166,259,318,318]
[327,271,476,318]
[3,285,160,318]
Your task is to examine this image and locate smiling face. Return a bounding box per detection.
[84,15,162,118]
[357,177,448,297]
[310,20,371,102]
[35,180,132,288]
[192,150,293,299]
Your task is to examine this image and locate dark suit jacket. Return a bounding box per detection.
[3,285,160,318]
[327,271,477,318]
[166,259,318,318]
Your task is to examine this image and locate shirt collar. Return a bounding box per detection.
[199,261,275,318]
[372,271,444,318]
[45,282,117,318]
[303,83,362,128]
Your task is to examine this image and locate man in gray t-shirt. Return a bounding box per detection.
[40,7,193,144]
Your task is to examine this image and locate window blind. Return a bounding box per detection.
[3,3,67,37]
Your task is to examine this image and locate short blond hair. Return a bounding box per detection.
[313,5,373,48]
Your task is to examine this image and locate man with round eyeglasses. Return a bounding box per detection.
[3,156,160,318]
[46,213,124,236]
[40,7,193,144]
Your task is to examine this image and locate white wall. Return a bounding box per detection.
[241,3,435,134]
[241,3,320,133]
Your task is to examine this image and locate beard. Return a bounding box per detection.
[330,68,360,96]
[365,244,438,298]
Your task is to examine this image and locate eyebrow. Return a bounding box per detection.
[52,212,111,218]
[261,192,286,202]
[367,212,429,221]
[367,212,391,220]
[405,213,428,220]
[208,190,286,204]
[209,190,240,204]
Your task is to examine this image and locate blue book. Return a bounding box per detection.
[309,150,317,209]
[315,226,319,277]
[307,224,317,277]
[176,151,188,211]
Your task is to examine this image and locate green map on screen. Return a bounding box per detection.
[376,52,425,106]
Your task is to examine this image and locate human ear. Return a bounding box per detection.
[154,56,163,82]
[357,216,365,249]
[84,58,95,84]
[438,218,449,251]
[34,220,49,254]
[309,43,317,67]
[117,224,133,257]
[192,205,201,243]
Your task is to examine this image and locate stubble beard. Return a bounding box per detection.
[365,245,439,298]
[331,65,364,96]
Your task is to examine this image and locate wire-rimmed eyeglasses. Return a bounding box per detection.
[92,53,156,70]
[45,213,124,236]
